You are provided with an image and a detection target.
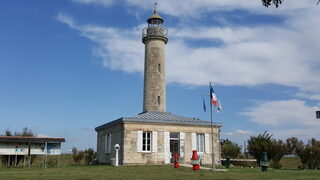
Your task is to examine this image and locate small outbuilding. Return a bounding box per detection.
[0,136,65,166]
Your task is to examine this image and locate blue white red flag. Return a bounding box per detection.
[210,85,217,106]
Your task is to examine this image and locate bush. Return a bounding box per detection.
[84,148,96,165]
[221,139,241,159]
[247,131,273,165]
[72,147,84,165]
[221,159,257,167]
[269,140,287,169]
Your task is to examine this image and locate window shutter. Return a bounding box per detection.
[205,133,210,154]
[137,131,142,152]
[191,133,196,151]
[164,132,170,164]
[179,132,185,158]
[108,134,112,153]
[152,131,158,152]
[104,134,108,153]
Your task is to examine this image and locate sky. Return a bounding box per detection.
[0,0,319,152]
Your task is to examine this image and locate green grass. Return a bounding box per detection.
[0,165,320,180]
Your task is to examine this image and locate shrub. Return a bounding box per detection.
[84,148,96,165]
[269,140,288,169]
[221,139,241,159]
[72,147,84,165]
[247,131,273,165]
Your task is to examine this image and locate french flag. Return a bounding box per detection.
[210,85,218,106]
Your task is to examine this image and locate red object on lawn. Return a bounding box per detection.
[174,152,180,168]
[191,150,200,170]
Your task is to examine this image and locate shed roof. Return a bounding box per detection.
[0,136,65,143]
[95,111,222,131]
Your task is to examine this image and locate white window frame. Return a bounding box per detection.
[196,133,205,153]
[105,133,111,153]
[142,131,152,152]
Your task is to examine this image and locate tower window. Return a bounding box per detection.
[158,64,161,73]
[158,96,161,105]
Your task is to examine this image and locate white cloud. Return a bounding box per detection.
[57,13,144,73]
[241,99,320,127]
[57,11,320,92]
[61,0,320,101]
[71,0,114,6]
[71,0,316,18]
[295,92,320,101]
[36,134,49,137]
[225,129,251,136]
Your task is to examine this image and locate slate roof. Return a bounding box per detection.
[95,111,222,131]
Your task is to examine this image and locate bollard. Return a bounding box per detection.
[260,152,269,171]
[226,157,231,168]
[191,150,200,170]
[174,153,180,168]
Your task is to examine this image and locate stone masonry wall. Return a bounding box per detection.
[143,38,166,112]
[96,124,122,164]
[122,122,221,165]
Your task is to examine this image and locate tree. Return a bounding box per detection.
[286,137,303,155]
[296,138,320,169]
[14,127,34,136]
[261,0,320,7]
[72,147,84,165]
[269,140,288,168]
[247,131,273,165]
[84,148,96,165]
[4,129,12,136]
[261,0,282,8]
[221,139,241,159]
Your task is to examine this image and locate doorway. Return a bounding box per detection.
[170,132,179,163]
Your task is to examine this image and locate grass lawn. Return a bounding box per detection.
[0,165,320,180]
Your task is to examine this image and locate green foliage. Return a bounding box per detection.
[261,0,282,7]
[72,147,84,165]
[285,137,320,169]
[84,148,96,165]
[269,140,288,169]
[221,139,241,159]
[261,0,320,7]
[286,137,302,155]
[14,127,34,137]
[296,138,320,170]
[247,131,273,164]
[221,159,257,167]
[4,129,12,136]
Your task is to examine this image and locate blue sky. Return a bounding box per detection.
[1,0,320,152]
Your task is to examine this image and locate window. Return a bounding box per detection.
[158,64,161,73]
[170,132,179,139]
[142,131,151,152]
[158,96,161,105]
[105,133,111,153]
[196,133,205,153]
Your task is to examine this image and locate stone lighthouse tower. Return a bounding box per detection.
[142,7,168,112]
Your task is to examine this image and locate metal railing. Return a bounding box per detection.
[142,27,168,39]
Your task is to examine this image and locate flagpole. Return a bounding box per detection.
[210,82,215,171]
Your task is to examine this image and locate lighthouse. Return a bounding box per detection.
[142,6,168,112]
[95,5,222,166]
